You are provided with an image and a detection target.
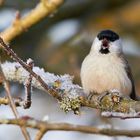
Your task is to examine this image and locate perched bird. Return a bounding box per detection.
[81,30,136,100]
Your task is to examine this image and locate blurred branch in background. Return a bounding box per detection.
[0,0,64,43]
[0,0,4,6]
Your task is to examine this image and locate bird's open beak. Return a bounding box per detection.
[102,38,109,49]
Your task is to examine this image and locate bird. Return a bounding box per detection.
[81,29,136,100]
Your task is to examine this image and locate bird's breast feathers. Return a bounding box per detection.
[81,53,132,95]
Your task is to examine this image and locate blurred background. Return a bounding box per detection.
[0,0,140,140]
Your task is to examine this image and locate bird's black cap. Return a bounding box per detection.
[97,30,119,42]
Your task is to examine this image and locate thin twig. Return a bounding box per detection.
[23,59,34,109]
[0,63,30,140]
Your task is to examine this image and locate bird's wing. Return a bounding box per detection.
[120,53,136,100]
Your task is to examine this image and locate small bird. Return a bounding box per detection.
[81,30,136,100]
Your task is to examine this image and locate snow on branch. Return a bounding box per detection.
[1,61,82,98]
[0,37,140,118]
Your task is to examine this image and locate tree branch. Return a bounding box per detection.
[0,118,140,138]
[0,0,64,43]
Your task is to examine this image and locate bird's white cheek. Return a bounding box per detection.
[109,40,122,53]
[109,44,119,53]
[90,38,102,53]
